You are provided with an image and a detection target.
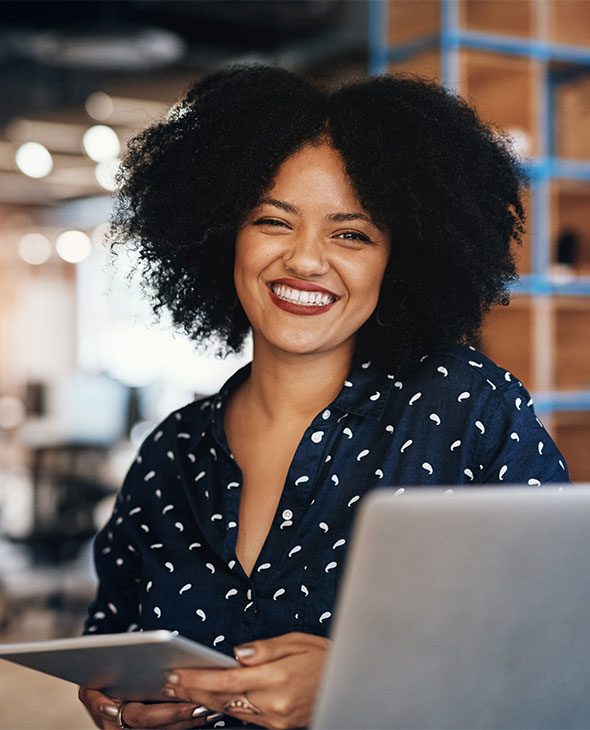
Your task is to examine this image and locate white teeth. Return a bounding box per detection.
[271,283,335,306]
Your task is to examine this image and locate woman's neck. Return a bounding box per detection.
[243,338,354,426]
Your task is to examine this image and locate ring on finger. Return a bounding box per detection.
[116,701,132,729]
[222,692,262,715]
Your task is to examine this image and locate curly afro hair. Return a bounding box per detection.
[110,62,526,372]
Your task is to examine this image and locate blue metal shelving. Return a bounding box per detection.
[369,0,590,417]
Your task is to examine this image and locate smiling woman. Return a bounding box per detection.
[233,143,390,362]
[79,64,570,730]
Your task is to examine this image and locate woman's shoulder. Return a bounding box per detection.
[401,343,527,394]
[388,342,537,423]
[133,395,217,464]
[384,344,569,484]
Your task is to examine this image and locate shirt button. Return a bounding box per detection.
[282,509,293,520]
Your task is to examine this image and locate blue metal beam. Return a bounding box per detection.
[441,0,460,90]
[386,30,590,65]
[513,276,590,297]
[521,160,590,180]
[533,392,590,413]
[368,0,389,75]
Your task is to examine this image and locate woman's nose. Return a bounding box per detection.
[283,233,329,276]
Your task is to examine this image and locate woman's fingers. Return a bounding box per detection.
[167,661,280,696]
[78,687,214,729]
[233,631,329,666]
[120,700,213,728]
[79,687,121,725]
[162,632,332,730]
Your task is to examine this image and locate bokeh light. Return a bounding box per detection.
[18,232,52,265]
[91,222,110,248]
[95,158,121,191]
[15,141,53,178]
[85,91,114,121]
[82,124,120,162]
[55,230,92,263]
[0,396,26,430]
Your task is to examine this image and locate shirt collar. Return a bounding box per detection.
[195,354,397,450]
[330,355,397,420]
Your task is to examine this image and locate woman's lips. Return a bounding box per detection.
[267,285,338,316]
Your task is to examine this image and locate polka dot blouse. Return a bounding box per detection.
[83,343,570,727]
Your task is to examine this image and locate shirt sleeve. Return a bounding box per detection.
[83,457,142,635]
[476,380,570,486]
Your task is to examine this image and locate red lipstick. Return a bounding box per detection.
[267,279,340,316]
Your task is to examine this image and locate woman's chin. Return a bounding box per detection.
[257,331,354,358]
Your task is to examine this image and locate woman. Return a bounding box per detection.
[80,63,569,730]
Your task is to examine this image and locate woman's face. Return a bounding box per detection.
[234,142,391,359]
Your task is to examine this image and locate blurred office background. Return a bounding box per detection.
[0,1,589,726]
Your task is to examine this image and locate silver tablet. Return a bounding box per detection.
[0,630,239,701]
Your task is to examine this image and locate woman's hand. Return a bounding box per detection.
[78,687,221,729]
[162,631,331,730]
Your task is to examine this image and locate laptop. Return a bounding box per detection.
[311,485,590,730]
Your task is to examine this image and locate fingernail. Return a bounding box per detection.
[234,644,255,659]
[101,704,119,717]
[166,671,180,684]
[192,705,210,718]
[162,687,176,698]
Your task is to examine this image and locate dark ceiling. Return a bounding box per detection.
[0,0,367,120]
[0,0,368,207]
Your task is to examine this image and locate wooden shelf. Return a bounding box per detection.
[548,0,590,47]
[551,411,590,481]
[459,0,534,39]
[389,48,539,158]
[460,51,539,158]
[482,296,590,395]
[554,73,590,161]
[387,0,440,46]
[480,296,533,387]
[553,297,590,390]
[389,48,441,83]
[387,0,537,43]
[381,0,590,480]
[550,180,590,273]
[385,1,590,57]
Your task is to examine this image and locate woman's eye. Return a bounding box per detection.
[253,218,286,227]
[337,231,372,243]
[252,219,372,243]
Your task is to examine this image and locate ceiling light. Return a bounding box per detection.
[55,230,92,263]
[18,233,51,265]
[15,142,53,178]
[86,92,115,121]
[83,125,120,162]
[86,93,166,125]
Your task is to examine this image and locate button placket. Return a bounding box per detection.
[250,414,339,593]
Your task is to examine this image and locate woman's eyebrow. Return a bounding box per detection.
[258,197,375,226]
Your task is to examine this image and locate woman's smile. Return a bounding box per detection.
[267,278,340,316]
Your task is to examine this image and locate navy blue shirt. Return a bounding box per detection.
[84,343,570,727]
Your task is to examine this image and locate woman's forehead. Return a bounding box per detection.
[262,145,365,210]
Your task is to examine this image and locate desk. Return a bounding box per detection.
[0,659,94,729]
